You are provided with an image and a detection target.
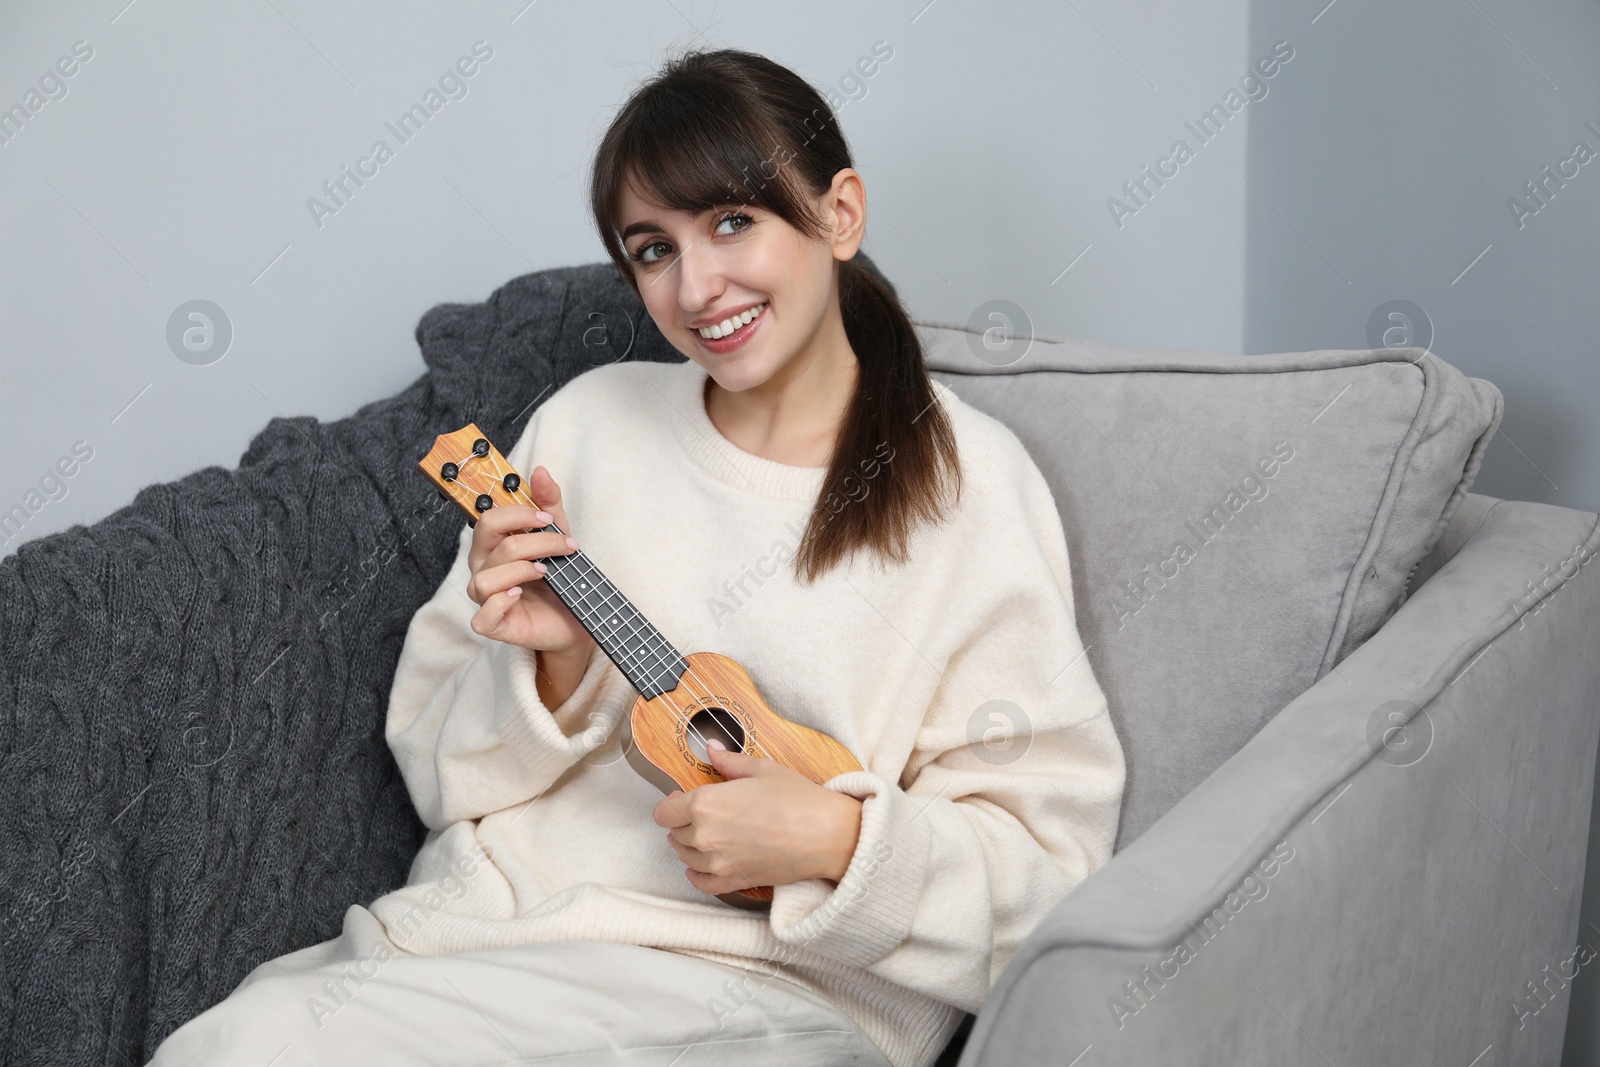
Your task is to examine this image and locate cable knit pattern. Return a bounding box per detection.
[368,355,1125,1067]
[0,261,725,1067]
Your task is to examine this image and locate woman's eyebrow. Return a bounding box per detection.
[622,204,753,242]
[620,220,666,241]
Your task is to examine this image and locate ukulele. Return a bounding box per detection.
[419,423,864,911]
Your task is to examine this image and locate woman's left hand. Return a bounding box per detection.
[653,739,864,896]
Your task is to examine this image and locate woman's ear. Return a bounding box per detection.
[826,168,867,262]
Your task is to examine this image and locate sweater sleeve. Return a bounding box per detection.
[384,407,633,831]
[766,455,1126,1014]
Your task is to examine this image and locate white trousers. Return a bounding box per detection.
[145,904,893,1067]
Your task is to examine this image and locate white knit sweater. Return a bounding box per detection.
[373,356,1126,1067]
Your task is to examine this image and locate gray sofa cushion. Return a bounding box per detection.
[917,324,1501,849]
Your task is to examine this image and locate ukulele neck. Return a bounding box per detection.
[533,521,688,700]
[415,422,688,699]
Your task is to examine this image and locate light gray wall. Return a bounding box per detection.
[0,0,1250,560]
[1243,1,1600,1062]
[1245,0,1600,517]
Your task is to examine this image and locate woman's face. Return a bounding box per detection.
[616,171,862,394]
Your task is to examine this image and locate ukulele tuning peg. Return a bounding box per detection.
[474,494,494,513]
[503,473,521,493]
[440,462,459,482]
[472,439,490,457]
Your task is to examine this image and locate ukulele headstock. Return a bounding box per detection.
[418,423,530,526]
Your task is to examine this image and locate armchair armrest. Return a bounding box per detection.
[960,498,1600,1065]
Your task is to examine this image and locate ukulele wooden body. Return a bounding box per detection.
[417,422,865,912]
[621,650,865,910]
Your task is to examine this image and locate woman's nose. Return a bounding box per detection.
[672,241,727,313]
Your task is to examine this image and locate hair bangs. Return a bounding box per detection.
[591,68,824,288]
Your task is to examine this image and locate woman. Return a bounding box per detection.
[147,47,1125,1067]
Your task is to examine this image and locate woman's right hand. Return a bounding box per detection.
[465,464,595,664]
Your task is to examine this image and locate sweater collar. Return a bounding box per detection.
[662,357,957,502]
[664,357,830,501]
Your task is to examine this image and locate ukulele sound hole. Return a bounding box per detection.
[685,707,746,764]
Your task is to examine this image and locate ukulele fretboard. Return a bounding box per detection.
[533,526,688,700]
[418,424,690,701]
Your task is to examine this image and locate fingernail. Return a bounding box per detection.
[565,536,578,550]
[534,561,547,574]
[707,738,725,751]
[536,512,551,523]
[508,587,522,597]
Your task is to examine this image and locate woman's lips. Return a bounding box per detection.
[696,305,766,354]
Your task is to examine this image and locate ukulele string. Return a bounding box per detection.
[539,543,766,764]
[459,447,728,761]
[538,543,726,758]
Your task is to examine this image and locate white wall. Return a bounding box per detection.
[0,0,1251,559]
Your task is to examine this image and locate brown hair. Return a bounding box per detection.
[588,47,961,583]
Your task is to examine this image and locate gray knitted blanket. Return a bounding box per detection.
[0,259,805,1065]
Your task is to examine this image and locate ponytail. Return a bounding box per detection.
[589,47,962,583]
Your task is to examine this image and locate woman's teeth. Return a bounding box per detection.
[696,303,767,339]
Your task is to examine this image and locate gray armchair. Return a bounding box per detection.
[955,490,1599,1065]
[4,258,1590,1067]
[931,325,1598,1064]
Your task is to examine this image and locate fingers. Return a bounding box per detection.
[662,831,742,895]
[467,557,549,608]
[665,825,707,858]
[667,833,708,871]
[475,503,551,542]
[468,504,537,576]
[524,465,573,535]
[704,743,784,784]
[518,525,580,559]
[466,462,568,542]
[469,512,578,592]
[653,796,762,894]
[653,790,693,829]
[481,468,570,536]
[463,463,582,625]
[703,742,735,778]
[469,574,523,638]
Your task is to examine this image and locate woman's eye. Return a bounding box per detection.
[631,214,752,266]
[632,240,670,265]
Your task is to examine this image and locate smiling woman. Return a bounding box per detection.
[587,49,966,571]
[146,46,1125,1067]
